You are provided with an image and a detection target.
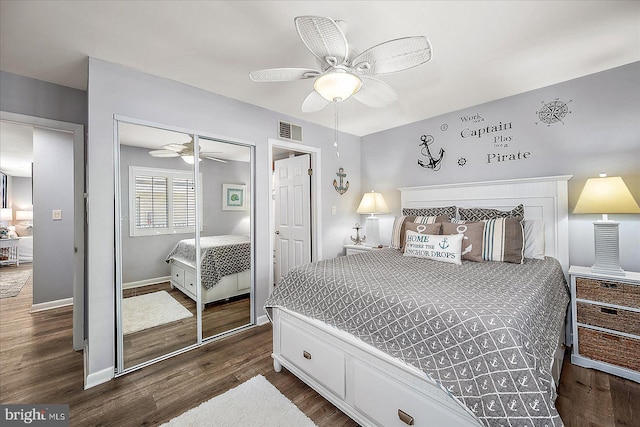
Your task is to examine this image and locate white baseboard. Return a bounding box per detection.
[31,297,73,313]
[256,314,270,326]
[84,366,114,389]
[123,276,171,290]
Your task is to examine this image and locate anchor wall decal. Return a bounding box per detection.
[333,167,350,195]
[417,134,445,171]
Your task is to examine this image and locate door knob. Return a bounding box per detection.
[275,231,280,235]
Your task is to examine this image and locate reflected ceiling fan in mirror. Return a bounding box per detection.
[149,137,228,164]
[249,15,433,112]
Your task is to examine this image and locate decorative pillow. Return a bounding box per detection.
[402,206,456,219]
[414,215,450,224]
[459,204,524,222]
[482,218,524,264]
[441,221,485,262]
[523,219,545,260]
[403,222,441,252]
[404,232,463,265]
[15,224,33,237]
[390,215,416,249]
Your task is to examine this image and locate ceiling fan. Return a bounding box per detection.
[249,15,432,112]
[149,137,227,164]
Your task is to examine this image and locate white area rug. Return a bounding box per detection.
[161,375,317,427]
[0,269,31,298]
[122,290,193,335]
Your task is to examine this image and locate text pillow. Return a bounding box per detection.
[442,221,485,262]
[404,232,463,265]
[403,222,442,252]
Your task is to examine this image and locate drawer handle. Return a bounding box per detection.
[398,409,414,425]
[601,333,621,341]
[599,281,617,289]
[600,307,618,315]
[303,350,312,360]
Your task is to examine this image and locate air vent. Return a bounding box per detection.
[279,120,303,142]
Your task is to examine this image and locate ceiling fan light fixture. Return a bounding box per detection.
[314,71,362,102]
[181,155,201,164]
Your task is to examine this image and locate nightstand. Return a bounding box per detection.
[0,238,20,267]
[569,266,640,382]
[343,244,380,256]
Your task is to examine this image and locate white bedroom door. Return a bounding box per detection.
[274,154,311,284]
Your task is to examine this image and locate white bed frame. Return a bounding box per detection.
[271,176,572,427]
[169,259,251,307]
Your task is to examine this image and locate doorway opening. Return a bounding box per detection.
[268,138,322,291]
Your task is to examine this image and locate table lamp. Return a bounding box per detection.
[1,208,12,226]
[573,174,640,275]
[16,210,33,225]
[357,191,389,247]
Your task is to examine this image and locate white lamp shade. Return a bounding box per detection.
[574,176,640,214]
[16,210,33,221]
[0,208,12,221]
[357,192,390,215]
[314,71,362,102]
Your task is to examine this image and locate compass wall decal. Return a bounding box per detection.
[535,98,572,126]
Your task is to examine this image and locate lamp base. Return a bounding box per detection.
[592,220,624,276]
[365,216,380,247]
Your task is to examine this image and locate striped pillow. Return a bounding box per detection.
[414,215,451,224]
[390,215,416,249]
[482,218,525,264]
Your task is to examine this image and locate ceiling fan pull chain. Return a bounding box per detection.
[334,101,340,157]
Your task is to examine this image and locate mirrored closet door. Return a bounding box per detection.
[115,120,254,373]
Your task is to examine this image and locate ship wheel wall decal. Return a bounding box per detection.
[417,134,444,171]
[333,167,349,195]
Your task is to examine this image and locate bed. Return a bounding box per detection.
[165,235,251,306]
[18,236,33,263]
[265,176,572,427]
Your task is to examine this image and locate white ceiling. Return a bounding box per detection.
[0,1,639,137]
[0,121,33,177]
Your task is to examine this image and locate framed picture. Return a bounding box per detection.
[222,183,246,211]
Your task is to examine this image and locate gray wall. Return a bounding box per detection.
[86,58,361,378]
[119,144,251,284]
[361,62,640,272]
[0,70,87,126]
[32,128,75,304]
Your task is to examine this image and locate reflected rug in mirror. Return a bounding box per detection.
[122,290,193,335]
[0,269,31,298]
[161,375,317,427]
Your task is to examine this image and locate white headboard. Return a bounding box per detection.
[399,175,572,274]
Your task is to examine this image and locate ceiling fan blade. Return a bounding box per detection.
[352,76,398,108]
[352,36,432,75]
[149,150,180,158]
[203,156,228,163]
[250,68,320,82]
[302,90,329,112]
[161,143,188,152]
[295,16,349,67]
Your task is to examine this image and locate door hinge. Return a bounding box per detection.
[308,168,313,176]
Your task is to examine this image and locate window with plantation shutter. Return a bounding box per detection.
[129,166,202,237]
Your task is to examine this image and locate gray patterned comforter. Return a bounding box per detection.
[165,235,250,289]
[265,249,569,427]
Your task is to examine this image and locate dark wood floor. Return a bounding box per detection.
[122,282,250,368]
[1,265,638,426]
